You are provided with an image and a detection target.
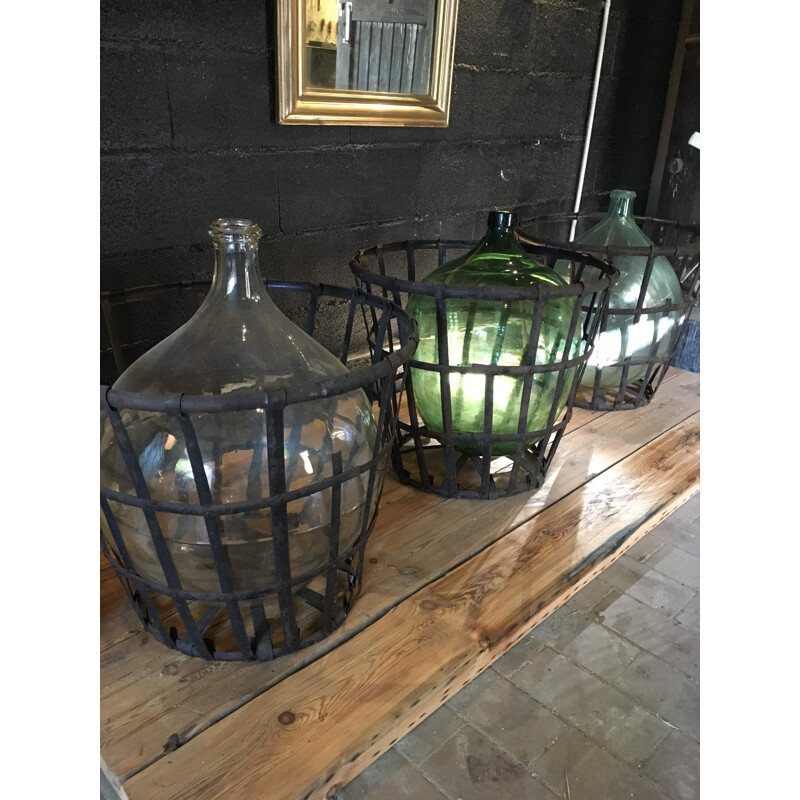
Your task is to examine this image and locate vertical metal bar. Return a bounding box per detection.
[250,605,274,660]
[507,292,543,494]
[353,367,394,591]
[403,368,432,489]
[100,498,172,644]
[434,290,458,494]
[480,374,494,498]
[305,285,320,336]
[178,414,252,658]
[246,436,265,502]
[633,247,657,325]
[534,290,584,479]
[265,404,299,650]
[105,403,211,658]
[371,309,391,366]
[459,303,478,364]
[323,452,343,636]
[406,241,416,282]
[339,297,358,364]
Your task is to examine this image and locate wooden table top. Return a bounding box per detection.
[101,368,700,800]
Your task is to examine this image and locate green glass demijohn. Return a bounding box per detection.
[406,211,579,457]
[557,190,684,389]
[100,219,379,597]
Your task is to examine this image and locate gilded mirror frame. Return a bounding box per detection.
[277,0,459,126]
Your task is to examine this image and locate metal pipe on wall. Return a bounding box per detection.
[570,0,612,241]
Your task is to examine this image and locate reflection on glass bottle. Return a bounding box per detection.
[100,219,379,594]
[556,190,685,389]
[406,211,580,456]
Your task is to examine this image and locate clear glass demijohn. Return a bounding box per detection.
[100,219,379,595]
[406,211,581,456]
[557,190,685,389]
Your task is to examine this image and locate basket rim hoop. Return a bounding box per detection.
[101,278,418,414]
[517,212,700,258]
[348,238,619,299]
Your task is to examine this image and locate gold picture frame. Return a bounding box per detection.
[277,0,459,126]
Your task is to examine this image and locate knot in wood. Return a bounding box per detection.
[369,557,378,564]
[278,711,296,725]
[420,598,439,612]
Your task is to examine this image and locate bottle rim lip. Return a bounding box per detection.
[209,218,263,240]
[487,209,517,228]
[609,189,636,200]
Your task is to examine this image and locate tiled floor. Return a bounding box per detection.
[335,494,700,800]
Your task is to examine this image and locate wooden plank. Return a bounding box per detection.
[124,414,699,800]
[388,25,405,93]
[411,0,436,94]
[100,371,699,780]
[400,25,418,94]
[377,23,392,92]
[356,21,370,90]
[367,21,381,92]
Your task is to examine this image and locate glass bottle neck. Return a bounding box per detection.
[203,236,272,309]
[604,192,635,220]
[477,224,527,257]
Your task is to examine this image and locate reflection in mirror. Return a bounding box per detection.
[278,0,457,126]
[305,0,437,94]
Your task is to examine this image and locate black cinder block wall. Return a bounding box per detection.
[100,0,681,372]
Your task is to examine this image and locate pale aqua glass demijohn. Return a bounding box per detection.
[556,190,685,389]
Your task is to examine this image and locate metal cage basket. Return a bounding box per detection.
[100,280,417,662]
[350,239,617,500]
[518,213,700,411]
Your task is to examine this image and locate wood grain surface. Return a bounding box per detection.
[101,369,700,798]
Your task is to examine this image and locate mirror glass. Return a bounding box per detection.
[304,0,438,94]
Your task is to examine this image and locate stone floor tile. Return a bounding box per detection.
[612,652,700,741]
[649,545,700,590]
[530,728,595,797]
[508,648,592,708]
[675,592,700,631]
[625,569,696,616]
[650,515,700,557]
[336,748,450,800]
[566,576,616,612]
[511,648,668,766]
[394,704,465,766]
[340,498,701,800]
[563,745,672,800]
[562,622,641,681]
[447,668,566,766]
[642,729,700,799]
[526,601,596,652]
[547,676,669,766]
[418,724,557,800]
[491,632,547,678]
[625,533,667,563]
[600,593,700,680]
[666,495,700,528]
[598,556,651,593]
